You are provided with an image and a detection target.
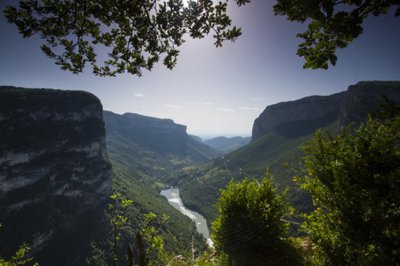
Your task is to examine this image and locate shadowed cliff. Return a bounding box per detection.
[0,86,112,265]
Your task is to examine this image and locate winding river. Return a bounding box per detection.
[160,188,213,247]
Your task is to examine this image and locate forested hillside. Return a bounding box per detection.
[103,111,215,258]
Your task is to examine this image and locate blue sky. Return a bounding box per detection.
[1,1,399,138]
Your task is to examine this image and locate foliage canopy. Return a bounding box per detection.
[274,0,400,69]
[4,0,249,76]
[211,173,302,265]
[297,113,400,265]
[4,0,399,75]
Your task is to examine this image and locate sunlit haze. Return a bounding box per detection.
[1,1,399,138]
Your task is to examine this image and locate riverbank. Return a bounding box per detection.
[160,188,213,247]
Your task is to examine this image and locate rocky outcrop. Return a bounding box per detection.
[339,81,400,125]
[252,81,400,141]
[252,92,345,140]
[0,86,112,265]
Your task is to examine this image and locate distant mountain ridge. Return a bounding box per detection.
[104,111,187,154]
[104,111,219,161]
[204,136,251,154]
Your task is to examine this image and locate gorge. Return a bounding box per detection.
[1,81,400,265]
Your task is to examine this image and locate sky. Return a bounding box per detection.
[1,1,399,138]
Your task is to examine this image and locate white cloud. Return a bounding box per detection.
[202,102,213,106]
[251,97,266,101]
[133,93,145,98]
[164,103,183,109]
[216,107,235,112]
[238,106,262,111]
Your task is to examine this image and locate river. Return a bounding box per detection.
[160,188,213,247]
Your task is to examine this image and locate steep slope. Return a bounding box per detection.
[0,86,112,265]
[104,111,188,154]
[104,111,211,253]
[252,92,345,140]
[110,143,207,256]
[104,111,219,164]
[339,81,400,125]
[179,81,400,223]
[204,136,251,154]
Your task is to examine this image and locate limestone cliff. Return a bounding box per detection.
[252,92,345,140]
[104,111,188,154]
[104,111,219,161]
[252,81,400,141]
[339,81,400,125]
[0,86,112,265]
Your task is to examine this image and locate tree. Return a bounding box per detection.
[274,0,400,69]
[211,173,302,266]
[0,224,38,266]
[107,193,133,266]
[297,113,400,265]
[0,244,38,266]
[5,1,399,75]
[4,0,249,76]
[105,194,169,266]
[131,212,169,266]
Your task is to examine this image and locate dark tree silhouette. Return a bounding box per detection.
[274,0,400,69]
[4,0,399,75]
[4,0,249,76]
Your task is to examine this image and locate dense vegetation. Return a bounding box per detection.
[212,175,303,265]
[297,113,400,265]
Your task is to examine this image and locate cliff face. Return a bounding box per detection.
[339,81,400,125]
[252,92,346,140]
[0,87,112,265]
[104,111,188,154]
[104,111,219,161]
[252,81,400,141]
